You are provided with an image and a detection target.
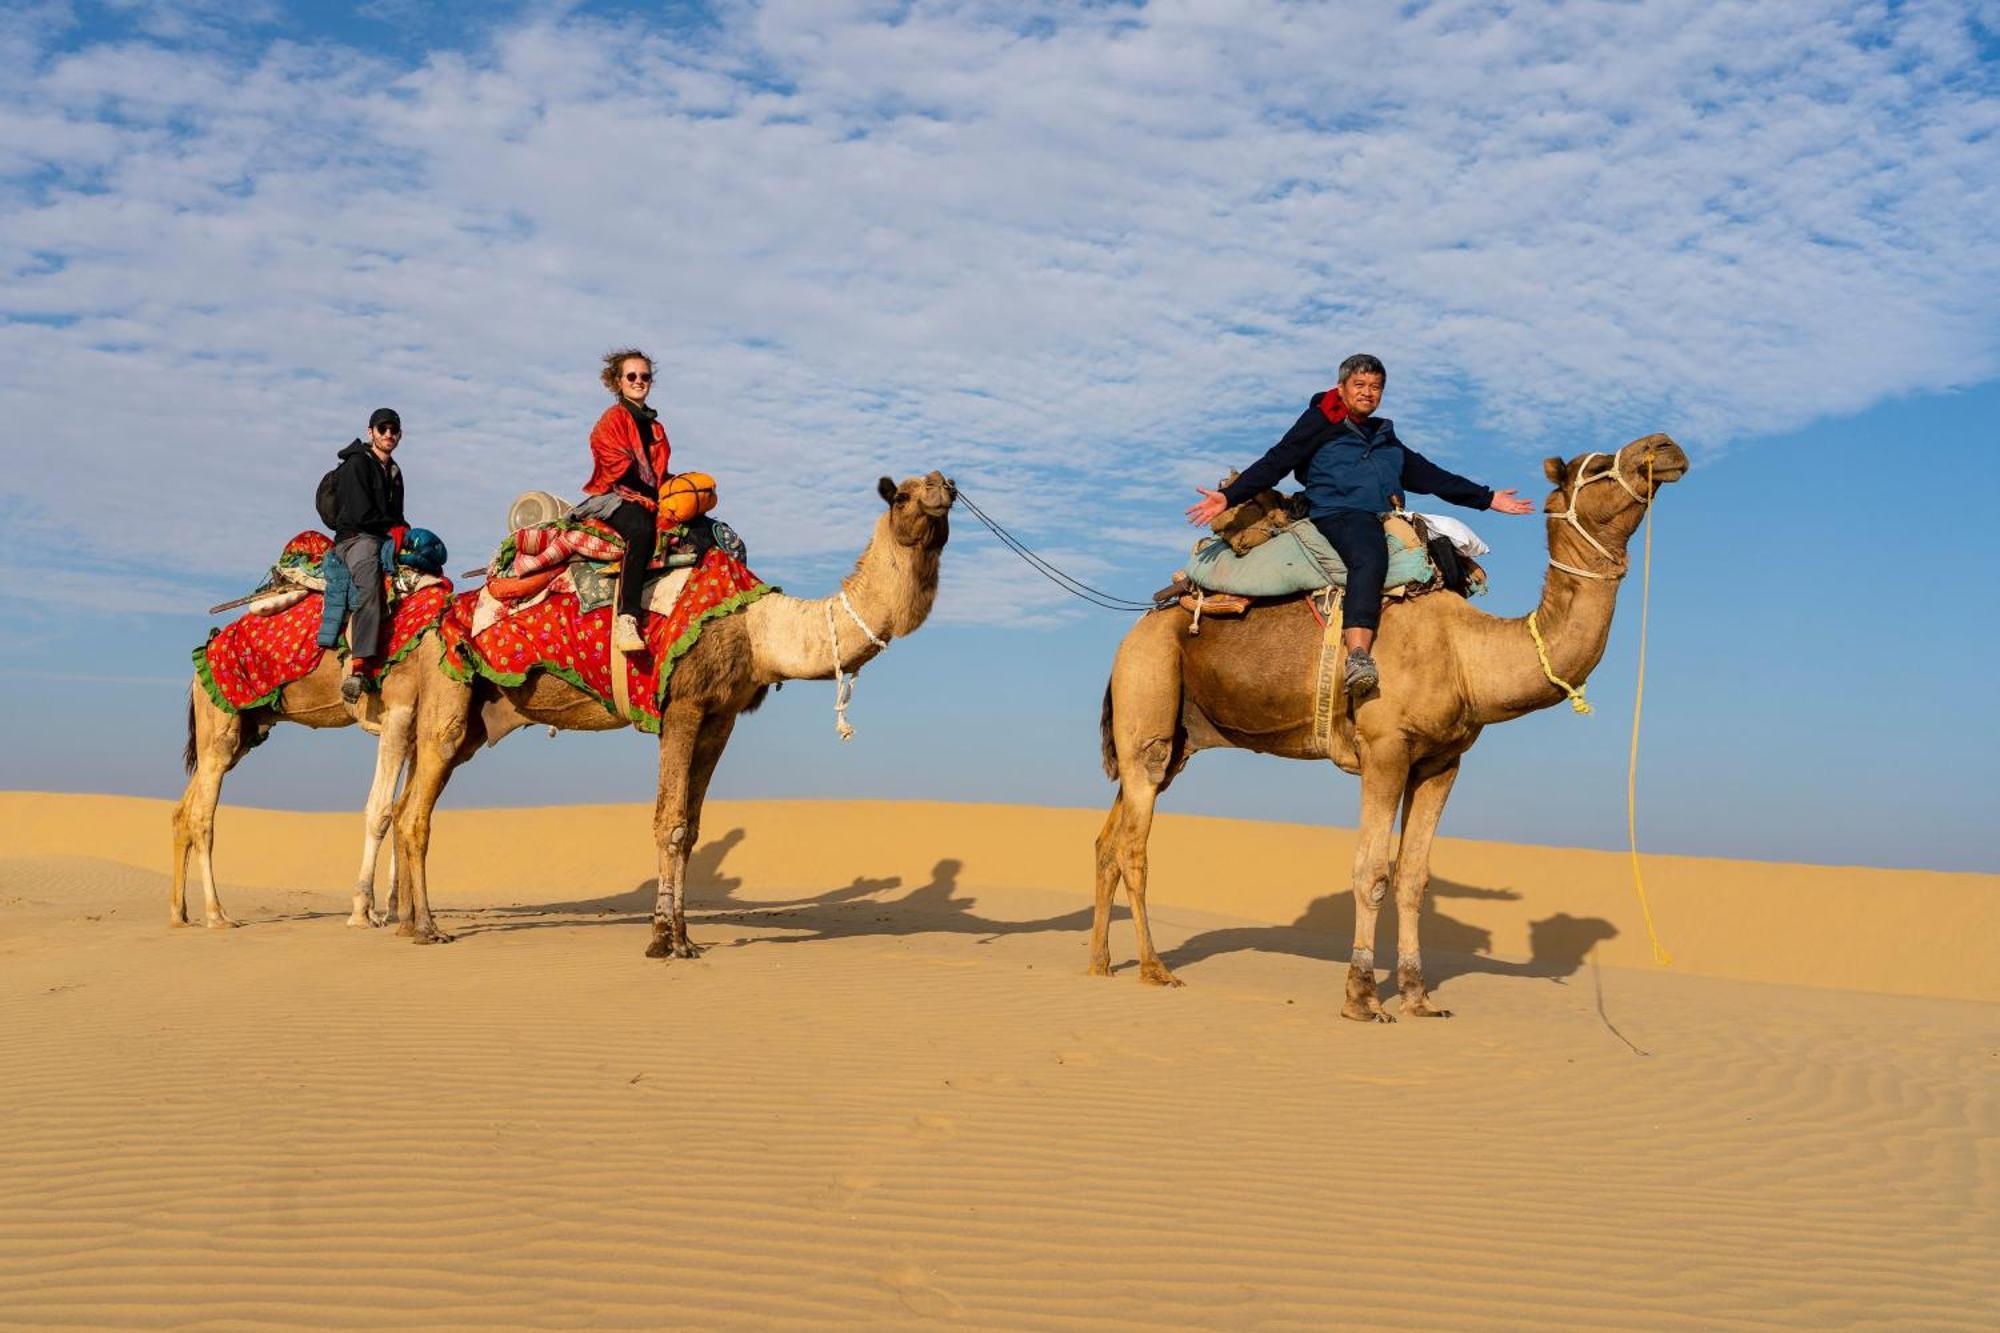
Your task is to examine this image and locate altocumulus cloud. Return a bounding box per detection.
[1,0,1994,620]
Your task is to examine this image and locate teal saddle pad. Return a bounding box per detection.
[1185,522,1436,599]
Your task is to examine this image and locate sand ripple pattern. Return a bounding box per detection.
[0,839,1994,1328]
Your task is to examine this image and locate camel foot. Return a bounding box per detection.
[170,914,193,928]
[1137,960,1184,988]
[204,914,241,930]
[408,923,454,945]
[1401,998,1453,1018]
[1341,1001,1395,1023]
[346,898,391,928]
[1085,957,1112,978]
[644,935,701,960]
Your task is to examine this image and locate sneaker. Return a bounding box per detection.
[340,672,364,705]
[1343,649,1380,695]
[613,614,646,654]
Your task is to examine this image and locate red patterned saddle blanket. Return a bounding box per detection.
[194,532,454,713]
[439,547,771,734]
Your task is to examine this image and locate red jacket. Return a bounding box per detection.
[582,402,672,506]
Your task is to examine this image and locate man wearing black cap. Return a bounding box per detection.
[327,408,409,704]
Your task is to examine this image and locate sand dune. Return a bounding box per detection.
[0,793,1993,1327]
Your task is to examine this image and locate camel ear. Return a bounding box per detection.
[878,476,898,506]
[1542,456,1569,486]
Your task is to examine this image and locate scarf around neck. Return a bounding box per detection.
[619,396,661,489]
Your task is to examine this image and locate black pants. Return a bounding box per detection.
[1311,509,1388,632]
[603,500,656,618]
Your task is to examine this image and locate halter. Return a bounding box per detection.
[1545,449,1650,581]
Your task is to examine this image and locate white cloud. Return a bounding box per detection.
[0,0,1994,623]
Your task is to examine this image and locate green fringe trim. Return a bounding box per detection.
[190,630,292,717]
[193,615,448,715]
[450,581,775,734]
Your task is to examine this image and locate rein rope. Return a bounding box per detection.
[950,488,1158,612]
[1625,456,1670,965]
[1533,450,1672,966]
[824,588,889,742]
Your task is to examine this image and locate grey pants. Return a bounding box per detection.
[332,533,387,660]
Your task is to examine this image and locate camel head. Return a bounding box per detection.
[1539,434,1688,566]
[875,471,955,552]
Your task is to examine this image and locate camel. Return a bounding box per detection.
[1094,434,1688,1020]
[387,472,955,952]
[172,646,438,930]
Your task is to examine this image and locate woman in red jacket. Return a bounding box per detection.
[578,347,672,653]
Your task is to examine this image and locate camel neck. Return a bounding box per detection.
[743,514,941,685]
[1466,534,1627,725]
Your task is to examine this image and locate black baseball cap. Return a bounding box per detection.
[368,407,401,432]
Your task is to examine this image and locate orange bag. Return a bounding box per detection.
[658,472,718,528]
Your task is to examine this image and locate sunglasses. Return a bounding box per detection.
[623,372,653,384]
[372,424,401,436]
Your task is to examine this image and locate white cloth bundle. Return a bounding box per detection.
[1413,512,1490,558]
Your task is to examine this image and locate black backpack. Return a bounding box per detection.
[314,462,343,532]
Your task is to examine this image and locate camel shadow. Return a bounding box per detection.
[713,857,1105,949]
[1157,879,1618,984]
[447,830,1014,938]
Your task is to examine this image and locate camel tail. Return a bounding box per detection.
[183,685,198,775]
[1099,680,1118,781]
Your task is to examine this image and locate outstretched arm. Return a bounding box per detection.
[1400,448,1495,510]
[1186,405,1324,525]
[1402,449,1535,515]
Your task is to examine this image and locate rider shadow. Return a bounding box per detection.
[713,856,1103,949]
[449,828,932,935]
[1157,878,1617,985]
[447,827,744,933]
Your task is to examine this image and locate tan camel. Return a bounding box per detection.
[387,472,955,951]
[172,646,438,930]
[1094,435,1688,1020]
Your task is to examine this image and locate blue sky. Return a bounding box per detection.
[2,0,1996,872]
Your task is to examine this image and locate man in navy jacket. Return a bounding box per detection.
[1185,354,1535,692]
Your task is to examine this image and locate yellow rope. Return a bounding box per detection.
[1627,458,1671,965]
[1527,610,1592,714]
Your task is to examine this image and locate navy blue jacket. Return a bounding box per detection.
[1218,393,1493,518]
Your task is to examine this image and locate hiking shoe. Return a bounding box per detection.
[1343,650,1380,695]
[613,614,646,654]
[340,672,364,705]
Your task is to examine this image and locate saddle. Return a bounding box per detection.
[476,491,744,613]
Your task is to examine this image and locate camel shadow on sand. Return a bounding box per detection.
[450,831,1616,992]
[447,828,1102,944]
[1157,879,1619,985]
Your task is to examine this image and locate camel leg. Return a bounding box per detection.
[1114,776,1179,987]
[647,704,735,960]
[171,686,246,929]
[391,683,472,945]
[1342,743,1410,1023]
[1087,797,1125,977]
[346,706,413,928]
[1392,758,1462,1018]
